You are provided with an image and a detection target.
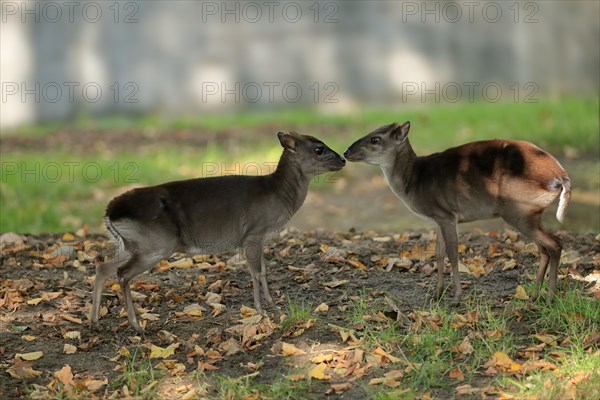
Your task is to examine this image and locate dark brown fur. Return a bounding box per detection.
[91,132,345,331]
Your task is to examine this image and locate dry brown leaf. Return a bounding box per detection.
[197,361,219,371]
[281,342,307,357]
[63,344,77,354]
[449,366,465,381]
[314,303,329,313]
[61,314,83,325]
[54,365,75,390]
[457,336,474,355]
[514,285,529,300]
[7,358,42,379]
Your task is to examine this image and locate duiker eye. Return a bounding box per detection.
[370,137,381,144]
[314,147,324,155]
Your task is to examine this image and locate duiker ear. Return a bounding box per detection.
[277,131,297,152]
[390,121,410,142]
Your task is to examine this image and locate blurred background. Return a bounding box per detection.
[1,0,599,234]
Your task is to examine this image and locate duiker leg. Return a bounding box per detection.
[244,238,266,314]
[260,258,275,307]
[91,253,131,328]
[117,253,164,332]
[437,221,461,303]
[434,228,447,299]
[504,213,562,304]
[531,244,550,302]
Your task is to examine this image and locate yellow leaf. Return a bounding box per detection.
[62,233,76,241]
[183,304,205,317]
[62,314,83,324]
[310,353,333,363]
[314,303,329,313]
[16,351,43,361]
[308,363,331,380]
[63,331,81,340]
[149,343,179,359]
[281,342,307,357]
[198,275,206,285]
[372,347,401,363]
[63,344,77,354]
[533,334,558,346]
[27,297,43,305]
[240,305,257,318]
[168,258,194,269]
[515,285,529,300]
[22,335,37,341]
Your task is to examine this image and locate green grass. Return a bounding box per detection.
[213,374,312,399]
[281,299,314,332]
[114,346,161,398]
[1,98,598,233]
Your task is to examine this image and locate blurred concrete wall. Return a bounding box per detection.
[1,0,598,128]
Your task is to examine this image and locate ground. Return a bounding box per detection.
[1,229,599,399]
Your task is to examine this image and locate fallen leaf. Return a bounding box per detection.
[149,343,179,359]
[7,358,42,379]
[457,336,474,355]
[281,342,307,356]
[197,361,219,371]
[83,377,108,392]
[449,367,465,381]
[514,285,529,300]
[22,335,37,341]
[26,298,43,305]
[63,331,81,340]
[314,303,329,313]
[323,279,348,288]
[309,363,331,380]
[311,353,334,363]
[54,365,75,391]
[329,382,352,394]
[240,305,257,318]
[64,344,77,354]
[16,351,43,361]
[62,314,83,325]
[182,304,205,317]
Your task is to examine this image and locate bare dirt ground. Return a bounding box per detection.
[1,229,598,399]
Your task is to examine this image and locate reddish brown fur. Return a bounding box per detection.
[345,122,570,304]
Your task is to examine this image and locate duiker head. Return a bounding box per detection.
[278,132,346,176]
[344,121,411,166]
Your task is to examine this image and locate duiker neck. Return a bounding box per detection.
[380,139,418,196]
[270,150,311,213]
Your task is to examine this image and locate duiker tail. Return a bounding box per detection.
[556,177,571,223]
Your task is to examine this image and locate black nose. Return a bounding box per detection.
[340,157,346,165]
[343,149,350,157]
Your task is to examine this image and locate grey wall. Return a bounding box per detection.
[1,0,598,128]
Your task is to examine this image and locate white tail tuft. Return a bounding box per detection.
[104,216,125,253]
[556,177,571,223]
